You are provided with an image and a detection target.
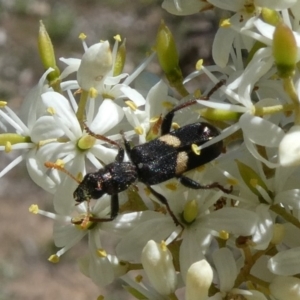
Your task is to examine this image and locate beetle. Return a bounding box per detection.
[73,99,231,227]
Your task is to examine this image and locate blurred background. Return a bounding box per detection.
[0,0,217,299]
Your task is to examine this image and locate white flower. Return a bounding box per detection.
[77,41,113,91]
[185,260,213,300]
[193,52,285,168]
[116,178,258,280]
[268,247,300,276]
[0,70,56,192]
[31,90,124,214]
[141,240,177,296]
[30,200,148,286]
[60,39,155,109]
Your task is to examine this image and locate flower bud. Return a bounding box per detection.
[156,21,183,88]
[185,260,213,300]
[235,160,269,197]
[261,8,281,26]
[141,240,177,296]
[273,22,297,78]
[38,21,60,83]
[270,276,300,300]
[199,108,240,121]
[279,125,300,166]
[77,41,112,91]
[113,38,126,76]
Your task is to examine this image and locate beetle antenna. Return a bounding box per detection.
[44,161,81,184]
[83,122,120,148]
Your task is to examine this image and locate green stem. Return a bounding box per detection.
[127,263,143,271]
[174,82,189,97]
[270,204,300,229]
[283,77,300,124]
[50,79,62,93]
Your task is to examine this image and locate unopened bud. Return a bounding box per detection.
[273,22,297,78]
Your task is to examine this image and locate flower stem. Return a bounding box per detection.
[283,77,300,124]
[270,204,300,229]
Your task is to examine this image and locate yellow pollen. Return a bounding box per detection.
[171,122,180,130]
[47,107,56,115]
[220,18,231,28]
[55,159,65,168]
[162,101,174,109]
[191,144,201,155]
[125,100,137,111]
[89,87,98,98]
[165,182,177,191]
[0,101,7,107]
[135,275,143,283]
[250,178,258,188]
[79,33,87,40]
[48,254,60,263]
[219,230,229,240]
[134,126,144,135]
[228,177,238,186]
[29,204,39,214]
[5,141,12,153]
[160,240,167,252]
[97,296,105,300]
[97,248,107,258]
[150,116,160,123]
[114,34,121,42]
[195,59,203,70]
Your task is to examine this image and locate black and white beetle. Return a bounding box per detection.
[73,100,231,227]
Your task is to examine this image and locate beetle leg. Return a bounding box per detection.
[160,80,225,135]
[161,101,197,135]
[88,194,120,223]
[147,185,184,229]
[179,175,232,194]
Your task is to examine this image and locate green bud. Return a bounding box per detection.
[273,22,297,78]
[261,8,281,26]
[235,160,269,198]
[0,133,31,146]
[156,21,186,95]
[38,21,60,83]
[113,38,126,76]
[199,108,240,121]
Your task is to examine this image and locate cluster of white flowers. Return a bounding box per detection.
[2,0,300,299]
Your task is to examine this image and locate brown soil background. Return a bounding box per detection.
[0,1,217,299]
